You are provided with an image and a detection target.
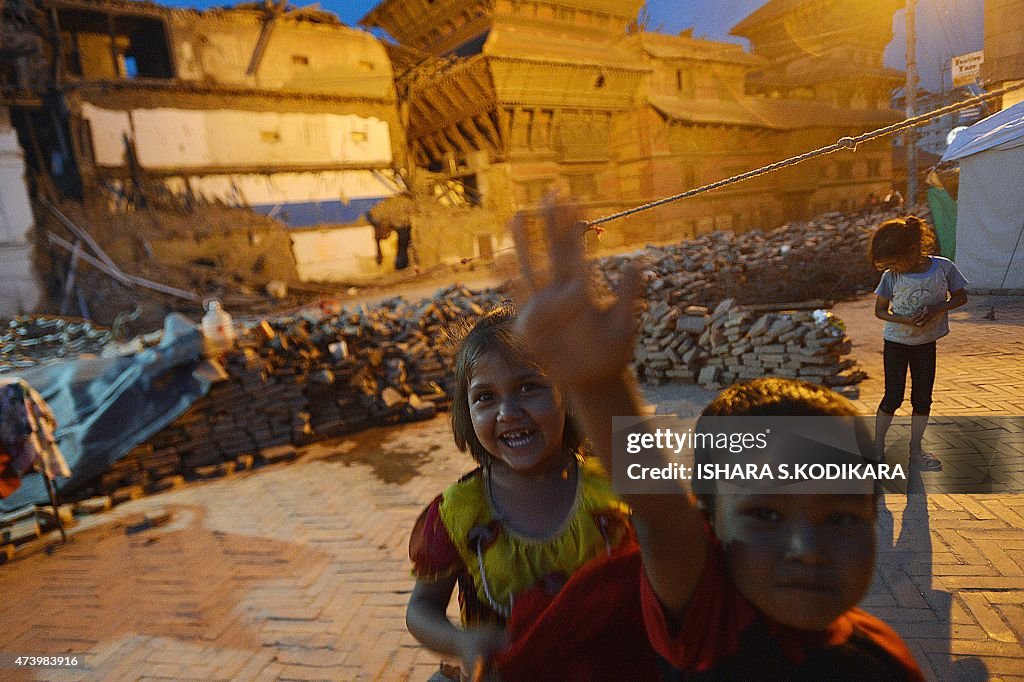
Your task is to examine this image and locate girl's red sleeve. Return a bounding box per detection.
[409,495,464,582]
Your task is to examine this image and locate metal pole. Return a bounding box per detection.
[906,0,919,206]
[43,475,67,542]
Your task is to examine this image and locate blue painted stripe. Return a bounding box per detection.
[250,197,386,228]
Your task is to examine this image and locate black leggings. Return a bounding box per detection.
[878,340,937,415]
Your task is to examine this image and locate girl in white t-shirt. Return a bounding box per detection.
[869,216,968,471]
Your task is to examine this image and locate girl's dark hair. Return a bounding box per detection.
[448,304,582,464]
[694,378,869,516]
[868,215,938,270]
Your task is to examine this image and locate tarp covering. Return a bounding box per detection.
[926,186,957,259]
[0,315,215,511]
[942,101,1024,162]
[940,102,1024,290]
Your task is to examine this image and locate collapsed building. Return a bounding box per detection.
[1,0,406,310]
[362,0,905,247]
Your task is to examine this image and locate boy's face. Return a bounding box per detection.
[714,493,876,631]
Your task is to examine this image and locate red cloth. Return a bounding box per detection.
[0,452,20,498]
[640,530,925,680]
[410,495,462,580]
[493,542,661,681]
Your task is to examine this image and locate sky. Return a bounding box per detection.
[161,0,984,93]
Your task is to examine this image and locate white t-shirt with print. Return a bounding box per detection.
[875,256,968,345]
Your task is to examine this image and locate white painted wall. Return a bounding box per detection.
[289,225,383,281]
[80,105,401,279]
[82,105,392,169]
[162,169,395,208]
[0,110,42,315]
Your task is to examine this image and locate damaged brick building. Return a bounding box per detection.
[1,0,406,313]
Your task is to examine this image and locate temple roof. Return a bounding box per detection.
[730,0,808,37]
[484,29,647,71]
[628,32,765,67]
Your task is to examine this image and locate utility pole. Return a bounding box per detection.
[905,0,918,206]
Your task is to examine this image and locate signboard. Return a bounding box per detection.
[952,51,984,87]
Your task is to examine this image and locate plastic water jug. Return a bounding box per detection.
[201,299,235,356]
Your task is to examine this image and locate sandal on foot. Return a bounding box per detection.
[911,451,943,472]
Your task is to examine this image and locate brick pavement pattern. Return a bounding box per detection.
[835,294,1024,682]
[0,294,1020,681]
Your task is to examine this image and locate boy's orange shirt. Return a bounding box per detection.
[640,525,925,681]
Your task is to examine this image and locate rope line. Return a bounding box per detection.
[586,81,1024,228]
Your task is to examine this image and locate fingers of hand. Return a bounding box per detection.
[540,193,587,285]
[511,211,542,293]
[614,261,645,328]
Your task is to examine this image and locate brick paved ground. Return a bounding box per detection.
[0,294,1021,681]
[834,294,1024,682]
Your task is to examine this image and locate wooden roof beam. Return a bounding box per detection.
[458,118,489,151]
[473,111,501,149]
[442,123,475,156]
[412,141,431,167]
[421,134,446,163]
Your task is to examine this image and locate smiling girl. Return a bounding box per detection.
[405,305,653,680]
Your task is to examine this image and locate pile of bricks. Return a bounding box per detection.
[599,209,897,309]
[634,298,866,397]
[608,209,901,395]
[699,300,866,393]
[83,286,505,496]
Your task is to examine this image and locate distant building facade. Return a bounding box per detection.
[983,0,1024,110]
[363,0,904,244]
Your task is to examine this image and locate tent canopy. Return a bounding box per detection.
[942,101,1024,162]
[940,101,1024,291]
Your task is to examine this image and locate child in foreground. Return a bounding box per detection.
[405,305,657,680]
[511,196,925,680]
[870,215,968,472]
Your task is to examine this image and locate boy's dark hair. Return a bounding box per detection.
[868,215,938,270]
[448,304,582,464]
[694,378,869,515]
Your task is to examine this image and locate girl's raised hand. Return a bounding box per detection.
[511,194,644,390]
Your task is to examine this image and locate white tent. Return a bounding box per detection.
[941,101,1024,290]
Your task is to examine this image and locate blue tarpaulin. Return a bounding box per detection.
[0,314,215,511]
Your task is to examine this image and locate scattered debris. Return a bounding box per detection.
[0,316,113,373]
[124,509,173,535]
